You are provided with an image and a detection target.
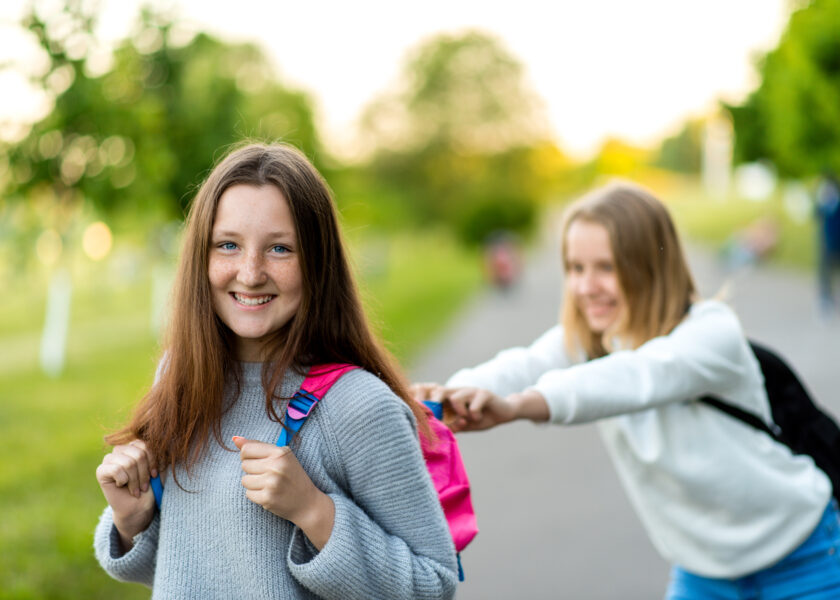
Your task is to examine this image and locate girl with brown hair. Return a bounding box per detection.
[94,143,457,599]
[414,181,840,598]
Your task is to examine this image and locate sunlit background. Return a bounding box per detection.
[2,0,839,597]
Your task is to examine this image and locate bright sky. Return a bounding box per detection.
[0,0,790,159]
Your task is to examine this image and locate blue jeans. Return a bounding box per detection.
[665,501,840,599]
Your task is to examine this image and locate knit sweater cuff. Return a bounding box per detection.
[287,494,365,592]
[93,506,159,585]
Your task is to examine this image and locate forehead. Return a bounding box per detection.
[212,184,295,235]
[565,219,613,259]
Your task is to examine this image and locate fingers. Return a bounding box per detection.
[240,448,293,476]
[409,382,433,402]
[234,438,309,519]
[97,440,156,498]
[447,387,494,420]
[232,436,284,459]
[409,382,448,403]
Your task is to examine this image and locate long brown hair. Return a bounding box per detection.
[107,143,428,475]
[560,180,697,359]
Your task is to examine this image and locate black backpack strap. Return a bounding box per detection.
[698,340,792,440]
[698,394,781,438]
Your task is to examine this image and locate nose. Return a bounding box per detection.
[575,269,599,295]
[237,251,268,287]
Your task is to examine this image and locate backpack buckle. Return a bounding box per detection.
[287,390,319,420]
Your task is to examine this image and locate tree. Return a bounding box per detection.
[655,118,704,174]
[726,0,840,176]
[2,1,321,250]
[362,30,546,155]
[359,30,556,244]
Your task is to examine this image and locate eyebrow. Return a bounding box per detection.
[211,230,295,239]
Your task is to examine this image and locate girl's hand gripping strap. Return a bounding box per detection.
[148,363,357,511]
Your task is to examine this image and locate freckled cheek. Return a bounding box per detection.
[269,261,303,295]
[208,260,235,292]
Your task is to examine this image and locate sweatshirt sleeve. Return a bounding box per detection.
[535,301,756,424]
[286,371,458,600]
[93,505,159,587]
[445,325,570,394]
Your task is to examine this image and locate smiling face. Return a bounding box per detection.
[564,219,626,334]
[208,184,303,361]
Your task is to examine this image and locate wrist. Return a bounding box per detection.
[510,389,550,423]
[113,520,142,553]
[293,491,335,551]
[112,509,153,550]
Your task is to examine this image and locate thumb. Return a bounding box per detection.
[232,435,254,449]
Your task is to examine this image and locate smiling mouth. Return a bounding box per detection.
[232,292,275,306]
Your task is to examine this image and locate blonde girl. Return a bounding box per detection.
[416,181,839,599]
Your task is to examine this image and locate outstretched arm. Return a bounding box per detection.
[439,387,550,432]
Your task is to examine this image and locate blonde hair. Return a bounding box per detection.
[560,180,697,358]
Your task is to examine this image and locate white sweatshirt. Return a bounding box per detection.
[447,300,831,578]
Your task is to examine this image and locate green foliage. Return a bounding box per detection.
[2,2,321,274]
[451,190,535,246]
[727,0,840,176]
[359,30,562,245]
[362,30,545,154]
[655,119,704,174]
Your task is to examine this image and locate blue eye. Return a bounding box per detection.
[220,242,237,251]
[271,245,290,254]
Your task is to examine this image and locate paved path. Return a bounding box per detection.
[409,218,840,600]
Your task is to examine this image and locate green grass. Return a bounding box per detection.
[353,228,483,363]
[0,344,157,600]
[0,228,480,598]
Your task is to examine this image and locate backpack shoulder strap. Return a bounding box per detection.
[698,394,781,437]
[276,363,358,447]
[699,339,808,439]
[149,363,358,510]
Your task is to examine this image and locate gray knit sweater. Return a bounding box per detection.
[94,364,458,599]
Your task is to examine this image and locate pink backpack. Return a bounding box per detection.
[298,365,478,580]
[149,363,478,579]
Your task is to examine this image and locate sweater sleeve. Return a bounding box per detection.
[445,325,570,394]
[535,300,755,424]
[286,371,458,600]
[93,505,159,587]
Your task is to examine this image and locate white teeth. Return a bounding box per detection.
[234,293,273,306]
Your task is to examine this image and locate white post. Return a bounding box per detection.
[702,117,733,200]
[40,268,72,377]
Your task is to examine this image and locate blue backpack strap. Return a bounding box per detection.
[277,364,358,447]
[276,388,320,447]
[150,474,164,510]
[423,400,444,420]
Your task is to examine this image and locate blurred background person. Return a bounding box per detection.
[815,171,840,317]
